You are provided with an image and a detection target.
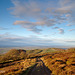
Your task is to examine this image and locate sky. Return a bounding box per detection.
[0,0,75,48]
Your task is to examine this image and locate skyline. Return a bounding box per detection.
[0,0,75,47]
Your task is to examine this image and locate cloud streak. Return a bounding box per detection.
[52,27,59,29]
[69,29,75,31]
[58,28,64,34]
[0,33,54,46]
[0,33,75,47]
[66,41,75,43]
[0,27,11,30]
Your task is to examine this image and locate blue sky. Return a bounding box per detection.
[0,0,75,47]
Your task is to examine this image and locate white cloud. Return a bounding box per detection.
[66,14,71,17]
[58,28,64,34]
[69,29,75,31]
[0,33,54,46]
[66,41,75,43]
[53,27,59,29]
[13,20,56,33]
[0,33,75,47]
[8,0,75,33]
[66,24,72,26]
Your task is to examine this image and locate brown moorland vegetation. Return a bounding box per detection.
[41,48,75,75]
[0,58,36,75]
[0,48,75,75]
[0,49,27,64]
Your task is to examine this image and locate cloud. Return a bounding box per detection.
[0,33,75,47]
[69,29,75,31]
[13,21,43,33]
[66,14,71,17]
[53,27,59,29]
[0,33,54,46]
[58,28,64,34]
[66,41,75,43]
[0,27,11,30]
[13,20,56,33]
[8,0,75,33]
[66,24,72,26]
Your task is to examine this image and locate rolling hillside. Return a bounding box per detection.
[0,48,75,75]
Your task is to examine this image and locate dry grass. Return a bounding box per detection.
[0,49,27,64]
[0,58,36,75]
[41,48,75,75]
[0,48,75,75]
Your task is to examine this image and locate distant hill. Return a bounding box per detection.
[1,47,75,64]
[0,49,27,63]
[0,46,67,54]
[26,48,65,55]
[66,48,75,52]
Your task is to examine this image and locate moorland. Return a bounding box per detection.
[0,48,75,75]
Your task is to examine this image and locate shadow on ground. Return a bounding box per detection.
[21,58,51,75]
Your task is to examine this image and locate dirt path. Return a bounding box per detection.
[28,58,51,75]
